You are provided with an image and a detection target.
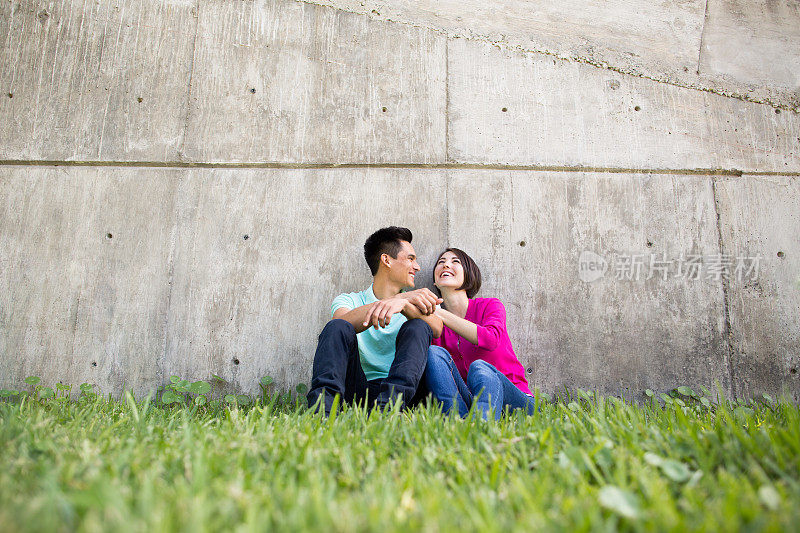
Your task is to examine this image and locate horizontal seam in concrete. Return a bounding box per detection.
[3,159,800,177]
[298,1,798,112]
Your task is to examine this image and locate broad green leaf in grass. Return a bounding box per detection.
[224,394,238,405]
[644,453,691,482]
[260,376,274,387]
[295,383,308,395]
[762,393,774,404]
[568,402,579,412]
[162,390,182,405]
[700,397,712,408]
[170,376,181,384]
[644,452,664,467]
[189,381,211,395]
[676,386,693,397]
[539,392,551,402]
[194,395,207,406]
[212,374,226,383]
[0,389,20,397]
[645,389,654,397]
[237,395,251,405]
[660,459,691,483]
[24,376,41,386]
[38,387,54,399]
[598,486,641,520]
[758,485,780,511]
[733,406,755,421]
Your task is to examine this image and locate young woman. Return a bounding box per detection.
[426,248,535,419]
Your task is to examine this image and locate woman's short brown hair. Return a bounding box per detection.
[434,247,482,298]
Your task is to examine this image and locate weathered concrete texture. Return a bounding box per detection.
[0,166,179,395]
[182,0,446,163]
[446,170,732,397]
[309,0,800,109]
[448,38,800,172]
[0,0,196,161]
[0,166,447,396]
[715,175,800,401]
[700,0,800,110]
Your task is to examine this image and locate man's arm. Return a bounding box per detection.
[333,303,396,334]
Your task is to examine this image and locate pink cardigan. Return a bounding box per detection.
[433,298,531,395]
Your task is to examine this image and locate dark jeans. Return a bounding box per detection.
[307,318,432,414]
[426,345,536,420]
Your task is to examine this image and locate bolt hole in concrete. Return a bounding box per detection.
[91,361,97,367]
[37,10,48,22]
[502,107,508,112]
[137,97,143,103]
[775,109,781,114]
[6,93,11,98]
[646,240,653,247]
[243,234,249,240]
[634,105,641,111]
[526,367,532,374]
[382,107,387,112]
[519,241,526,247]
[233,358,240,365]
[791,367,798,375]
[106,233,113,239]
[250,88,256,94]
[777,251,785,258]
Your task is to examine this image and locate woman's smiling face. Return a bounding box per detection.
[434,251,465,290]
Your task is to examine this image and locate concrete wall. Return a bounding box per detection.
[1,0,798,400]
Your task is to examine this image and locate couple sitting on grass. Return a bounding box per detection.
[306,226,535,419]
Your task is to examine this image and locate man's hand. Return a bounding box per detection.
[397,288,442,315]
[363,297,409,329]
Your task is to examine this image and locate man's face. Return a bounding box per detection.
[386,240,420,288]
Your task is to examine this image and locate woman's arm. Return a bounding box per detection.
[402,303,444,338]
[472,299,506,351]
[435,299,507,350]
[434,307,479,345]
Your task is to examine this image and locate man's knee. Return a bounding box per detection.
[398,318,432,340]
[319,318,355,340]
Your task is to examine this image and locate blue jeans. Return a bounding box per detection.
[425,346,536,420]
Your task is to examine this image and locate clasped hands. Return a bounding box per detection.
[362,288,443,329]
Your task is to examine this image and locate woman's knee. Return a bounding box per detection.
[467,360,498,388]
[427,345,451,366]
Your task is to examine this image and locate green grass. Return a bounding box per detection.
[1,387,798,532]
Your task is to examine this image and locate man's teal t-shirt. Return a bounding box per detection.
[331,285,407,380]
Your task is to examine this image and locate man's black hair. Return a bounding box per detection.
[364,226,413,276]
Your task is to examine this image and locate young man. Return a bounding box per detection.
[307,227,443,415]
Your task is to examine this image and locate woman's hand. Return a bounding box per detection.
[398,288,442,315]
